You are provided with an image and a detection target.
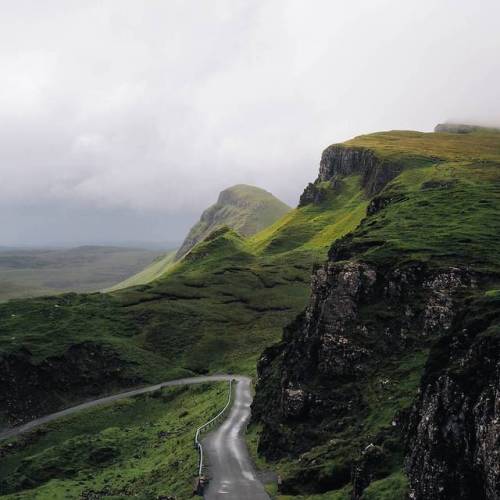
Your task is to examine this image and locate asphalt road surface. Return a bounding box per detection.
[202,376,269,499]
[0,374,269,500]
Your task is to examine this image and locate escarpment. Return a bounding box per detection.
[253,245,498,498]
[406,296,500,500]
[253,128,500,499]
[252,258,477,462]
[299,145,402,207]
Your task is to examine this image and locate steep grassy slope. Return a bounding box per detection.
[175,184,291,259]
[105,250,177,292]
[111,174,367,376]
[0,174,366,426]
[0,246,164,302]
[0,382,227,499]
[252,127,500,499]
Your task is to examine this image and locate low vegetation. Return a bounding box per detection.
[105,250,177,292]
[175,184,291,259]
[1,126,499,498]
[0,383,227,499]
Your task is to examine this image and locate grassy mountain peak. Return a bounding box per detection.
[175,184,290,260]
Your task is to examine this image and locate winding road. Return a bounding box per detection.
[202,376,269,499]
[0,374,269,500]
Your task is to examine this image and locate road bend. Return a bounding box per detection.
[0,374,269,500]
[202,376,269,500]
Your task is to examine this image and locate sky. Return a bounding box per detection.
[1,0,499,247]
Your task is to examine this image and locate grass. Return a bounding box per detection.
[176,184,290,259]
[248,176,367,256]
[247,128,500,497]
[1,126,500,498]
[345,128,500,164]
[360,471,408,499]
[274,486,352,500]
[0,382,227,499]
[340,161,500,273]
[105,250,177,292]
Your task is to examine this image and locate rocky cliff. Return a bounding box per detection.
[299,145,402,207]
[175,184,290,259]
[253,130,500,499]
[405,292,500,500]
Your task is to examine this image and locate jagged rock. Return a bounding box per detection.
[405,307,500,500]
[434,123,480,134]
[351,444,391,498]
[298,182,327,206]
[252,257,480,495]
[366,192,408,215]
[299,144,404,207]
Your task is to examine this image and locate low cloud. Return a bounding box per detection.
[1,0,499,244]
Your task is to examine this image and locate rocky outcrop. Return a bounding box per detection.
[405,300,500,500]
[434,123,480,134]
[0,343,141,427]
[252,251,479,496]
[366,192,408,216]
[299,182,327,207]
[299,145,403,207]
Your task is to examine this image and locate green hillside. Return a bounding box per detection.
[105,250,177,292]
[0,173,365,426]
[2,127,499,420]
[175,184,291,259]
[0,382,227,499]
[1,125,499,498]
[250,126,500,498]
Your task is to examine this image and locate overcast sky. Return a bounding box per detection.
[1,0,499,247]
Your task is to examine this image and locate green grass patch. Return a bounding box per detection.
[360,470,408,500]
[0,383,227,499]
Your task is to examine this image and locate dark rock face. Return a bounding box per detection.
[299,145,403,207]
[434,123,479,134]
[351,444,392,497]
[366,192,408,216]
[252,250,480,496]
[298,182,327,207]
[406,309,500,500]
[0,342,141,426]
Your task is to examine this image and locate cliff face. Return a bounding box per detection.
[253,135,500,499]
[175,184,290,259]
[253,260,478,489]
[299,145,402,207]
[406,296,500,500]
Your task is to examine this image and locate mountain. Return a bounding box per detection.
[252,125,500,499]
[1,125,499,499]
[0,167,364,428]
[107,185,290,291]
[175,184,290,259]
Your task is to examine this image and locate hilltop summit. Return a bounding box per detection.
[175,184,290,259]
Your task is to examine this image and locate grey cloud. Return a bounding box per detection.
[0,0,499,245]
